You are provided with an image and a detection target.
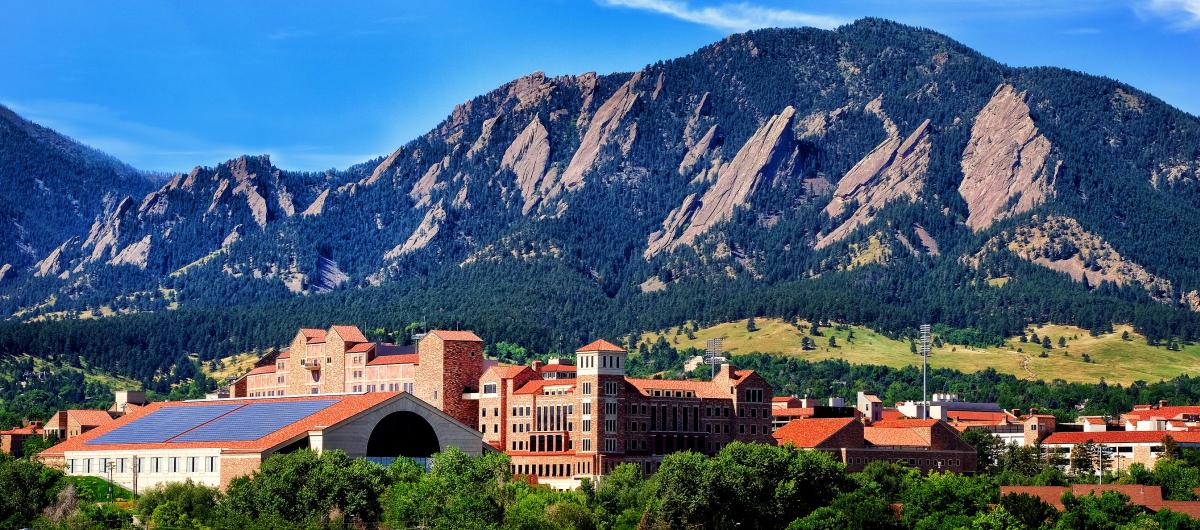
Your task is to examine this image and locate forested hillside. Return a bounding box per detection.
[2,19,1200,389]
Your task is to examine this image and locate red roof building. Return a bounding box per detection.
[38,393,485,492]
[226,327,776,489]
[1,422,44,457]
[774,416,977,473]
[1001,485,1200,518]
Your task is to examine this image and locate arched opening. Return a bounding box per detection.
[366,411,440,467]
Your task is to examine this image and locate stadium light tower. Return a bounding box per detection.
[705,338,725,379]
[920,324,931,419]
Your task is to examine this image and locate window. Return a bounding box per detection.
[744,389,764,403]
[583,439,592,451]
[67,459,75,473]
[582,382,593,395]
[118,458,126,473]
[187,457,199,473]
[152,457,162,473]
[605,381,619,395]
[582,402,592,415]
[205,457,217,473]
[169,457,180,473]
[605,419,617,431]
[604,438,617,452]
[604,402,618,415]
[482,408,487,417]
[483,383,498,394]
[403,382,413,393]
[583,419,592,433]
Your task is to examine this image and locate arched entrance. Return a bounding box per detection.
[366,411,440,467]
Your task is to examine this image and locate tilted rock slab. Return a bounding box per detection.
[959,84,1056,231]
[818,118,932,249]
[646,106,795,258]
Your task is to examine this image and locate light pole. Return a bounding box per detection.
[106,460,116,503]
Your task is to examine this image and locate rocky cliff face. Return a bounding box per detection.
[7,20,1200,323]
[647,106,796,257]
[958,84,1057,231]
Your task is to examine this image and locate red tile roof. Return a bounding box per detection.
[300,328,327,342]
[540,364,577,372]
[772,407,816,418]
[773,417,858,448]
[872,418,939,428]
[577,339,625,353]
[1124,406,1200,421]
[514,379,577,395]
[1000,485,1193,513]
[40,393,398,456]
[247,365,277,376]
[773,396,798,403]
[69,410,117,427]
[366,354,418,366]
[331,325,368,343]
[864,394,883,403]
[1082,417,1107,425]
[625,377,728,399]
[276,349,291,359]
[0,425,43,435]
[864,425,931,447]
[1043,430,1200,444]
[485,365,530,379]
[429,330,483,342]
[881,408,907,421]
[347,342,374,353]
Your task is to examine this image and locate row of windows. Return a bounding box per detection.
[350,382,411,393]
[248,390,284,397]
[847,456,962,468]
[67,456,217,474]
[512,461,589,477]
[649,389,696,398]
[515,434,571,452]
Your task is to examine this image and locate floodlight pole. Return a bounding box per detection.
[106,460,116,503]
[920,324,931,420]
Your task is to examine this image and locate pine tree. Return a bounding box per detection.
[747,317,758,332]
[1058,337,1066,348]
[828,336,837,348]
[1041,336,1052,349]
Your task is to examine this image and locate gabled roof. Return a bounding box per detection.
[429,330,483,342]
[773,417,859,448]
[276,349,291,359]
[300,328,327,342]
[346,342,374,353]
[514,379,576,395]
[40,393,398,456]
[540,364,577,372]
[577,339,625,353]
[330,325,368,343]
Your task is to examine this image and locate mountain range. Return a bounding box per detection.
[4,18,1200,376]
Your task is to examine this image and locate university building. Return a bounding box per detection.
[231,326,775,487]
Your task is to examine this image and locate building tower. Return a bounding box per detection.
[415,330,484,427]
[575,339,627,477]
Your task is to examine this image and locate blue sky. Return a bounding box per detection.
[2,0,1198,173]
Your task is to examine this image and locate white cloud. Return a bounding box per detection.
[1138,0,1200,29]
[598,0,846,32]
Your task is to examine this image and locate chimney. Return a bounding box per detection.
[1029,407,1039,415]
[532,360,544,373]
[1159,400,1169,409]
[1012,408,1022,417]
[717,363,734,380]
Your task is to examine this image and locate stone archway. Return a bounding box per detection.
[366,410,440,459]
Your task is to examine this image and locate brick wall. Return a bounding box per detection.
[415,334,482,427]
[218,454,262,490]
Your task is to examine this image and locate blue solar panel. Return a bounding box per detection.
[174,399,338,442]
[88,403,241,445]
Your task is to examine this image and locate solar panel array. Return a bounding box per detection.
[87,403,241,445]
[173,399,338,442]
